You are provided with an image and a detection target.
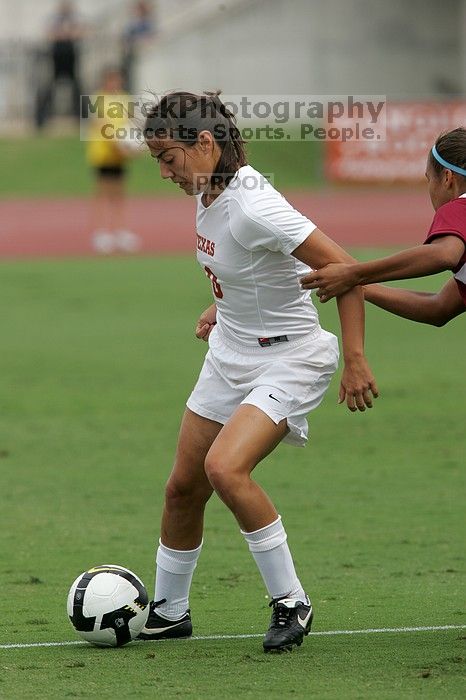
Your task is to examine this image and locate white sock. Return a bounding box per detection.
[154,539,202,620]
[241,515,307,602]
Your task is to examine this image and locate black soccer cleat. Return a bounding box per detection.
[263,596,313,653]
[138,599,192,640]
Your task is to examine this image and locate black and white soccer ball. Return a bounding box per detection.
[67,564,149,647]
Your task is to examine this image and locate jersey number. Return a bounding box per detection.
[204,266,224,299]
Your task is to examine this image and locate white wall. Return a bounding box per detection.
[136,0,464,97]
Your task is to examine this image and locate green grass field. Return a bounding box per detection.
[0,254,465,698]
[0,135,324,198]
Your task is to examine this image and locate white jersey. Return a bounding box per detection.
[195,165,319,345]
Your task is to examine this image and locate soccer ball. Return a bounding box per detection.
[67,564,149,647]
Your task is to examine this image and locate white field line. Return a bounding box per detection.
[0,624,465,650]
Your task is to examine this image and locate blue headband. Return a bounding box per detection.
[431,145,466,177]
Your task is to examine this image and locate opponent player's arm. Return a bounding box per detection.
[301,236,465,301]
[293,229,378,412]
[364,278,465,326]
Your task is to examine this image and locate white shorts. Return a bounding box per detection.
[186,325,339,447]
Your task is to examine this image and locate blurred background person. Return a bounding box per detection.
[36,0,87,129]
[121,0,155,93]
[86,66,141,254]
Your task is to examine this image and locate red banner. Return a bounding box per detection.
[326,101,466,183]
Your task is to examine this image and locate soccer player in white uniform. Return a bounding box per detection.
[138,92,378,652]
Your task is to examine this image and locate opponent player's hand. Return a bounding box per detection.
[195,304,217,341]
[301,263,359,302]
[339,356,379,412]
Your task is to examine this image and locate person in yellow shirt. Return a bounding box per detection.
[87,67,140,253]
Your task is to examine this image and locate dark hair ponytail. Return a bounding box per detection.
[429,127,466,180]
[144,90,247,187]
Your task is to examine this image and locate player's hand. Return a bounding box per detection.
[301,263,359,302]
[339,356,379,412]
[195,304,217,341]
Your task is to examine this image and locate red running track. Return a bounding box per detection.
[0,189,432,259]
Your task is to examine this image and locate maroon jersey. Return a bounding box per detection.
[424,194,466,305]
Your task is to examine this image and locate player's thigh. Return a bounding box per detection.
[205,404,288,480]
[167,408,223,497]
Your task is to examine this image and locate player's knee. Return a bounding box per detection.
[164,475,212,508]
[204,453,243,500]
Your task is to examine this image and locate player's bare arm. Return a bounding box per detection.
[364,277,465,326]
[293,229,378,412]
[195,302,217,341]
[301,235,465,302]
